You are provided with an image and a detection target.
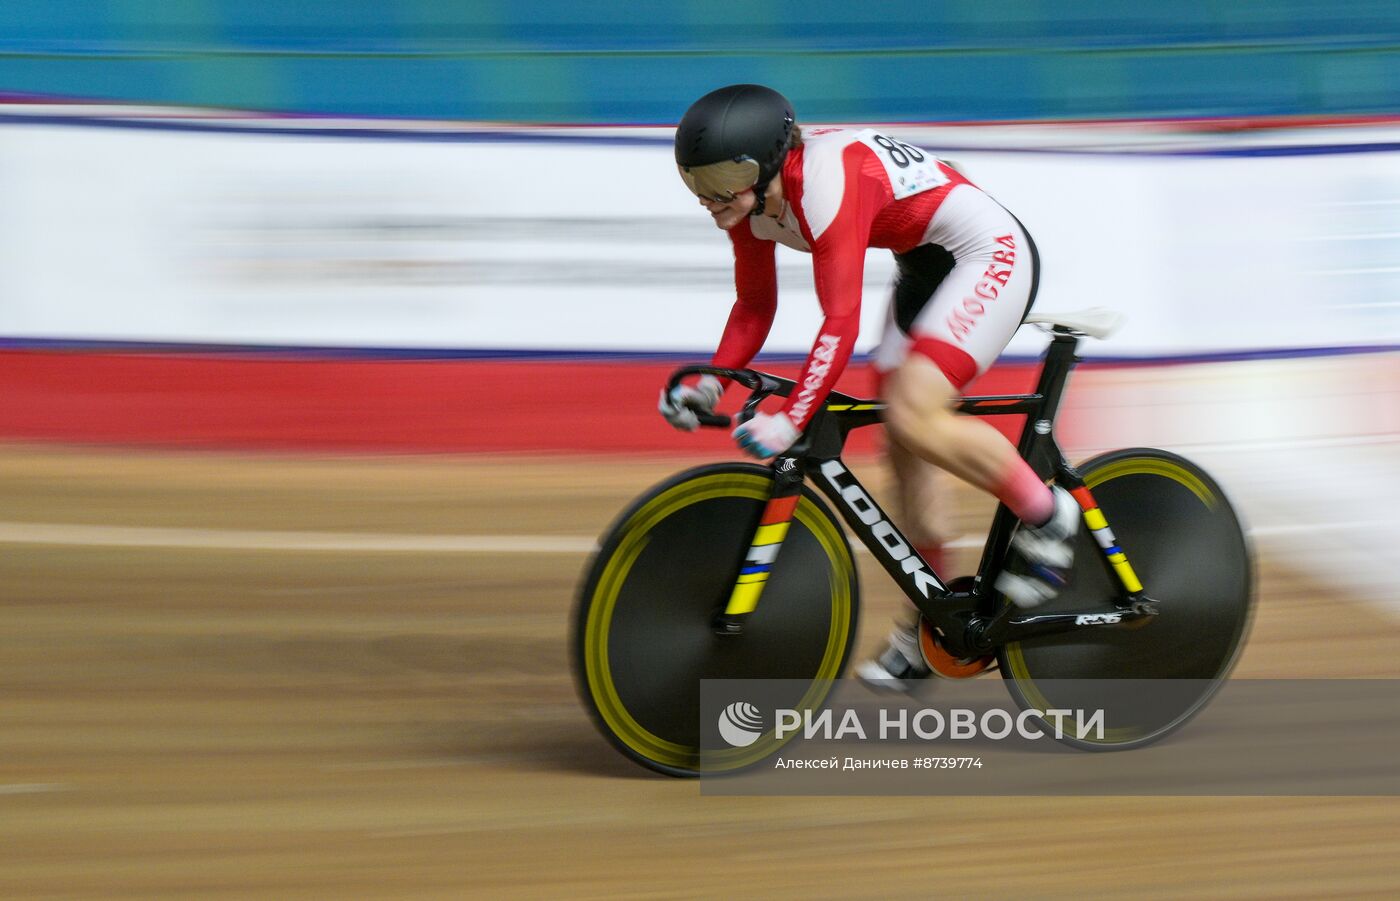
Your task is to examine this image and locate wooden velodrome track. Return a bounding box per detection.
[2,444,1397,899]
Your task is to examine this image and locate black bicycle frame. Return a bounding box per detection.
[670,327,1158,658]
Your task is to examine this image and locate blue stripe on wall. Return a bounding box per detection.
[2,336,1396,366]
[1,1,1399,122]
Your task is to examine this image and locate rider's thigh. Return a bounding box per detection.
[870,286,909,381]
[907,196,1036,389]
[885,353,960,440]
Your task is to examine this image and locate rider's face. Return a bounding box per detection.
[699,189,757,230]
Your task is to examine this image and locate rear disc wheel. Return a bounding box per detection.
[998,448,1254,749]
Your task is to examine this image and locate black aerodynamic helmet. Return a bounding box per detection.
[674,84,795,214]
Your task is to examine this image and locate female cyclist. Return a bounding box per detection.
[658,84,1079,687]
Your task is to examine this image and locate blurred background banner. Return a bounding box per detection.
[2,112,1400,359]
[1,1,1397,453]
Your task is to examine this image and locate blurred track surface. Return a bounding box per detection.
[2,446,1397,899]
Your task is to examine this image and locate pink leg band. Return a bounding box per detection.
[994,458,1054,526]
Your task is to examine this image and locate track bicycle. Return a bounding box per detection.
[573,308,1253,776]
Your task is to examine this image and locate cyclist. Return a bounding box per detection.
[659,84,1079,687]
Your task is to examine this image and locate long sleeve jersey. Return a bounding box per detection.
[710,127,972,429]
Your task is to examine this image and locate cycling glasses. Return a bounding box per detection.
[678,157,760,203]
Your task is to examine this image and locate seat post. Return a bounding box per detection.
[1016,330,1080,475]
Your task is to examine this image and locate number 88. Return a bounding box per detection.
[873,135,925,169]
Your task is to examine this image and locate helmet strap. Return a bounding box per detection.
[750,185,768,217]
[749,127,794,218]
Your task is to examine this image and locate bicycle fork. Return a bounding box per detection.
[713,461,805,636]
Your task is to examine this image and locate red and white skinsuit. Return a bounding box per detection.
[710,127,1040,567]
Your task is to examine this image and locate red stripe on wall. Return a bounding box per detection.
[0,351,1033,454]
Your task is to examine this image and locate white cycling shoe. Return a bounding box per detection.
[855,621,930,692]
[995,485,1080,609]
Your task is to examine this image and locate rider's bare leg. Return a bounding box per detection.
[856,354,1077,689]
[884,354,1053,526]
[885,434,953,575]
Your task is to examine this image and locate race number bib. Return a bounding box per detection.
[858,131,949,200]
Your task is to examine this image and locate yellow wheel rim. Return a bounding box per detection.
[582,472,854,771]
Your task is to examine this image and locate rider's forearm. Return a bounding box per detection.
[781,311,859,430]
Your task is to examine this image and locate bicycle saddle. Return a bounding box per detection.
[1025,307,1124,339]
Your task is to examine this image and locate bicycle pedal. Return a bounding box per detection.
[918,617,996,679]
